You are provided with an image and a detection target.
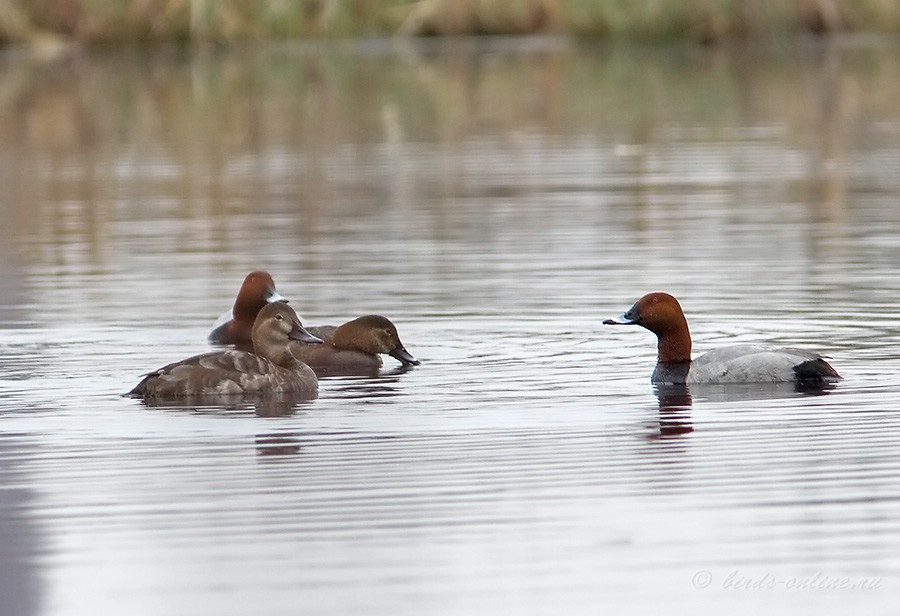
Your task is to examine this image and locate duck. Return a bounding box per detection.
[290,315,420,370]
[208,271,286,345]
[130,302,323,398]
[603,292,841,385]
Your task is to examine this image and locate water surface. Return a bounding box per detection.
[1,37,900,615]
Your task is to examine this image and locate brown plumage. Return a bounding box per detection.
[208,271,286,345]
[131,303,322,398]
[291,315,420,370]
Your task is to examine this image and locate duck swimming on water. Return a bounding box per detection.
[131,302,322,398]
[604,292,841,386]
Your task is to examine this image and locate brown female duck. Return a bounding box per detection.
[291,315,419,369]
[132,302,322,397]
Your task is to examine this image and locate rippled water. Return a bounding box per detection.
[2,37,900,615]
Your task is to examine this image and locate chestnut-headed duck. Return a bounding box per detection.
[603,292,841,385]
[291,315,420,369]
[130,303,323,398]
[208,271,286,345]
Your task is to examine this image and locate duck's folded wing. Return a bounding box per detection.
[690,345,839,384]
[192,350,271,373]
[131,351,273,397]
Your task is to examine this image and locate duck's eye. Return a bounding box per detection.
[384,329,392,337]
[275,314,283,321]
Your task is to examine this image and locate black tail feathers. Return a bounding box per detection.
[793,358,841,386]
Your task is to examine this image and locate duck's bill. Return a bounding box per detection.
[603,313,638,325]
[390,347,421,366]
[267,291,288,303]
[290,326,324,344]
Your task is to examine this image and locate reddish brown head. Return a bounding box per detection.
[233,271,285,323]
[604,292,692,364]
[209,271,288,345]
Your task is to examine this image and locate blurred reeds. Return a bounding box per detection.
[3,0,900,44]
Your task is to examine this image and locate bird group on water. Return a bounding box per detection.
[128,271,840,400]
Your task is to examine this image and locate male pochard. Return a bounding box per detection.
[208,271,286,345]
[604,292,841,385]
[291,315,420,369]
[130,303,323,397]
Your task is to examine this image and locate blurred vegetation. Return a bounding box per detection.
[2,0,900,44]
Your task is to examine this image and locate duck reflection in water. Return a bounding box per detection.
[320,371,410,402]
[135,392,314,417]
[652,376,839,438]
[655,383,694,437]
[256,433,303,457]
